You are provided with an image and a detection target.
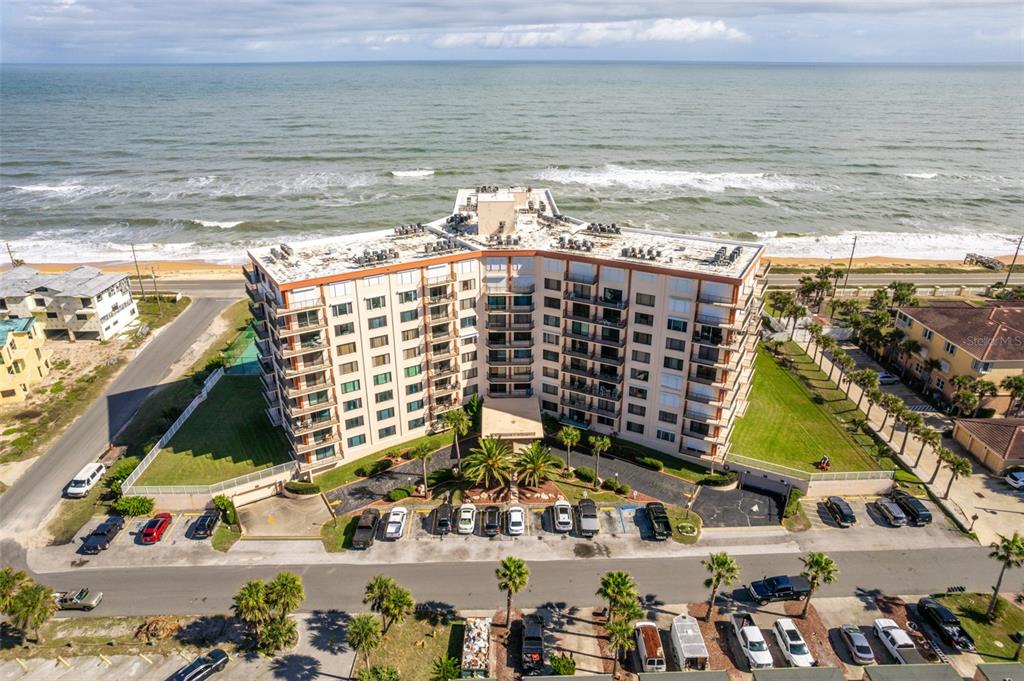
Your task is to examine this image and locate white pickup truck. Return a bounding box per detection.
[873,618,928,664]
[731,613,773,670]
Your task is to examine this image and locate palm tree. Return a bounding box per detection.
[410,442,434,498]
[970,380,998,416]
[878,394,904,435]
[952,389,979,418]
[233,579,270,641]
[1001,375,1024,416]
[786,302,807,341]
[864,388,883,421]
[921,358,942,395]
[900,412,924,457]
[943,455,972,499]
[557,426,581,470]
[914,427,941,468]
[347,613,382,668]
[986,532,1024,620]
[897,339,922,378]
[364,575,396,630]
[515,440,560,488]
[929,447,953,484]
[430,655,461,681]
[702,552,740,621]
[888,281,918,309]
[806,322,823,360]
[605,616,638,678]
[495,556,529,627]
[0,567,29,613]
[587,434,611,489]
[799,552,838,618]
[596,571,638,619]
[9,582,57,644]
[821,337,840,381]
[462,437,514,490]
[442,408,471,467]
[381,585,414,634]
[836,354,856,395]
[266,571,304,622]
[853,370,879,410]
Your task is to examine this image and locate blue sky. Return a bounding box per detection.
[1,0,1021,63]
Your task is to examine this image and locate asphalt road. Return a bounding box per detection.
[0,295,238,538]
[5,544,997,616]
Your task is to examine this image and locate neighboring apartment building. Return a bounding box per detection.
[0,266,138,341]
[245,187,766,474]
[894,303,1024,413]
[0,317,51,404]
[953,417,1024,473]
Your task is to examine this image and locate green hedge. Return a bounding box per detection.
[386,486,412,502]
[783,488,803,519]
[600,478,631,495]
[975,408,996,418]
[213,494,238,525]
[701,471,738,487]
[636,456,664,471]
[112,495,154,517]
[574,466,596,483]
[284,480,321,495]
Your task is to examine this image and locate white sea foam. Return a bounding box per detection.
[391,169,435,178]
[761,230,1020,261]
[902,172,938,180]
[535,164,812,193]
[196,220,243,229]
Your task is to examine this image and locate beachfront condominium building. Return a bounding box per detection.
[0,266,138,341]
[245,187,767,475]
[0,317,51,404]
[894,302,1024,414]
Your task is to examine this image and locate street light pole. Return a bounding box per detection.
[1004,234,1023,288]
[841,235,857,293]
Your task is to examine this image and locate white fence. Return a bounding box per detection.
[728,454,895,483]
[128,460,297,497]
[121,368,225,493]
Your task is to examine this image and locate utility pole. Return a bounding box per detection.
[130,243,147,301]
[841,235,858,293]
[5,242,18,268]
[150,267,163,316]
[1004,234,1023,288]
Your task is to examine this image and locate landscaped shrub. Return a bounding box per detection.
[386,486,412,502]
[213,494,238,525]
[427,468,455,487]
[636,456,664,471]
[783,488,803,519]
[113,496,155,517]
[617,482,631,496]
[975,408,996,418]
[601,478,618,491]
[105,457,142,496]
[371,459,391,475]
[549,654,576,675]
[701,471,738,487]
[284,480,321,495]
[354,466,368,478]
[574,466,596,483]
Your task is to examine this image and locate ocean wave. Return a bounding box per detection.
[902,172,938,180]
[391,169,435,178]
[762,230,1020,261]
[534,164,813,193]
[195,220,243,229]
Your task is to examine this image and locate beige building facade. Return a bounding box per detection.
[0,317,51,404]
[245,187,766,475]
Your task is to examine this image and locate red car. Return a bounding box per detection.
[140,513,172,544]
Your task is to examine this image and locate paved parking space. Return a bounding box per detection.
[693,485,784,527]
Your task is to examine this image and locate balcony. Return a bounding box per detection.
[426,324,456,340]
[488,355,533,366]
[243,266,258,286]
[560,380,621,400]
[561,362,621,383]
[430,365,459,379]
[289,431,340,454]
[557,413,591,429]
[429,399,461,413]
[284,379,331,400]
[591,353,625,367]
[591,333,626,348]
[487,372,533,383]
[563,307,593,324]
[426,292,455,305]
[560,396,616,418]
[487,337,533,349]
[566,271,598,285]
[432,382,460,395]
[428,310,454,322]
[690,350,736,370]
[424,273,456,285]
[428,346,457,361]
[253,319,270,341]
[275,318,328,338]
[259,371,277,393]
[273,298,323,316]
[563,291,628,310]
[290,417,339,437]
[685,388,727,407]
[488,388,533,398]
[248,301,266,321]
[277,338,328,359]
[282,357,329,379]
[697,291,738,306]
[487,302,535,314]
[484,282,536,295]
[692,332,740,350]
[284,396,337,418]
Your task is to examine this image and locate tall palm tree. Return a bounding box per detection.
[702,552,740,621]
[587,434,611,489]
[430,655,461,681]
[805,323,823,360]
[836,354,856,395]
[854,370,879,410]
[799,552,838,618]
[605,616,638,678]
[0,567,29,613]
[864,388,883,421]
[557,426,581,470]
[1001,375,1024,416]
[986,532,1024,620]
[786,302,807,341]
[381,585,414,634]
[897,339,922,378]
[410,442,434,498]
[900,412,924,457]
[9,582,57,644]
[952,389,979,418]
[462,437,514,490]
[515,441,560,488]
[442,408,472,467]
[914,427,941,468]
[233,579,270,641]
[596,571,638,619]
[929,447,953,484]
[364,575,396,630]
[347,613,382,668]
[943,455,972,499]
[971,379,998,416]
[888,281,918,309]
[878,394,904,435]
[921,358,942,395]
[266,571,305,622]
[495,556,529,627]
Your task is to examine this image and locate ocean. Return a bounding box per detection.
[1,62,1021,264]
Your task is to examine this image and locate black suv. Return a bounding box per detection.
[645,502,672,540]
[434,503,453,535]
[351,509,381,549]
[191,511,220,539]
[891,490,932,526]
[482,506,501,536]
[172,648,228,680]
[823,496,857,527]
[521,613,545,675]
[917,597,975,651]
[80,515,125,554]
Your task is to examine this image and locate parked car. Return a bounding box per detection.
[773,618,815,667]
[874,618,928,664]
[351,509,381,550]
[747,575,811,605]
[191,511,219,539]
[823,496,857,527]
[890,490,932,526]
[646,502,672,540]
[506,505,525,536]
[731,613,773,670]
[917,597,976,652]
[877,371,900,385]
[839,623,876,665]
[172,648,229,681]
[552,499,573,532]
[434,503,453,535]
[876,499,907,527]
[577,499,599,538]
[80,515,125,554]
[66,462,105,499]
[634,620,667,671]
[482,505,501,536]
[140,513,172,544]
[1005,470,1024,490]
[457,503,477,534]
[521,613,545,675]
[384,507,408,539]
[54,588,103,611]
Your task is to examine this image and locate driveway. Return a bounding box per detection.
[693,486,783,527]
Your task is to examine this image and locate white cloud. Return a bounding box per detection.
[433,17,749,49]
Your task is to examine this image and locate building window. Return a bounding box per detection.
[377,407,395,420]
[403,347,421,360]
[335,322,355,336]
[371,353,390,367]
[540,349,557,362]
[626,421,645,434]
[630,368,649,381]
[627,403,646,416]
[399,309,418,323]
[373,372,392,386]
[404,365,422,378]
[542,296,559,309]
[370,335,389,349]
[344,416,364,429]
[658,410,678,424]
[666,338,686,352]
[664,357,685,371]
[635,293,656,307]
[541,400,557,411]
[368,316,387,330]
[463,367,478,380]
[542,332,559,345]
[656,429,676,443]
[339,361,359,375]
[314,445,335,460]
[331,302,352,316]
[347,434,367,448]
[543,315,559,327]
[544,278,560,291]
[971,359,992,373]
[632,350,651,364]
[922,328,933,340]
[407,399,425,412]
[33,298,45,306]
[336,342,356,356]
[667,318,687,332]
[366,296,386,310]
[378,425,396,438]
[661,374,683,391]
[46,312,58,319]
[398,290,417,304]
[408,417,426,429]
[943,341,957,356]
[402,328,420,341]
[375,390,393,404]
[406,382,422,395]
[462,350,477,362]
[342,398,362,411]
[634,312,654,326]
[540,383,557,396]
[461,280,475,291]
[632,331,652,345]
[628,386,648,399]
[459,298,474,311]
[462,335,477,346]
[340,380,361,393]
[460,316,477,328]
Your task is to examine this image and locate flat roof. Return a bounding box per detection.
[0,317,36,346]
[752,669,846,681]
[481,398,544,441]
[0,265,127,298]
[976,663,1024,681]
[247,186,764,286]
[864,664,962,681]
[639,673,729,681]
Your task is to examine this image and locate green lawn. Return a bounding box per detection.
[938,593,1024,662]
[134,376,290,485]
[732,344,882,473]
[313,429,461,492]
[354,614,461,680]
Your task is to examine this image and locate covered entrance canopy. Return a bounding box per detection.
[481,398,544,445]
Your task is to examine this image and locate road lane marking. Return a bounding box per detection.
[139,654,152,664]
[57,656,70,668]
[15,659,26,670]
[99,654,112,666]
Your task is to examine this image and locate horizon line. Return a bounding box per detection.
[2,58,1022,67]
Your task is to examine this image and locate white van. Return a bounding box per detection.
[66,462,105,498]
[634,621,666,672]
